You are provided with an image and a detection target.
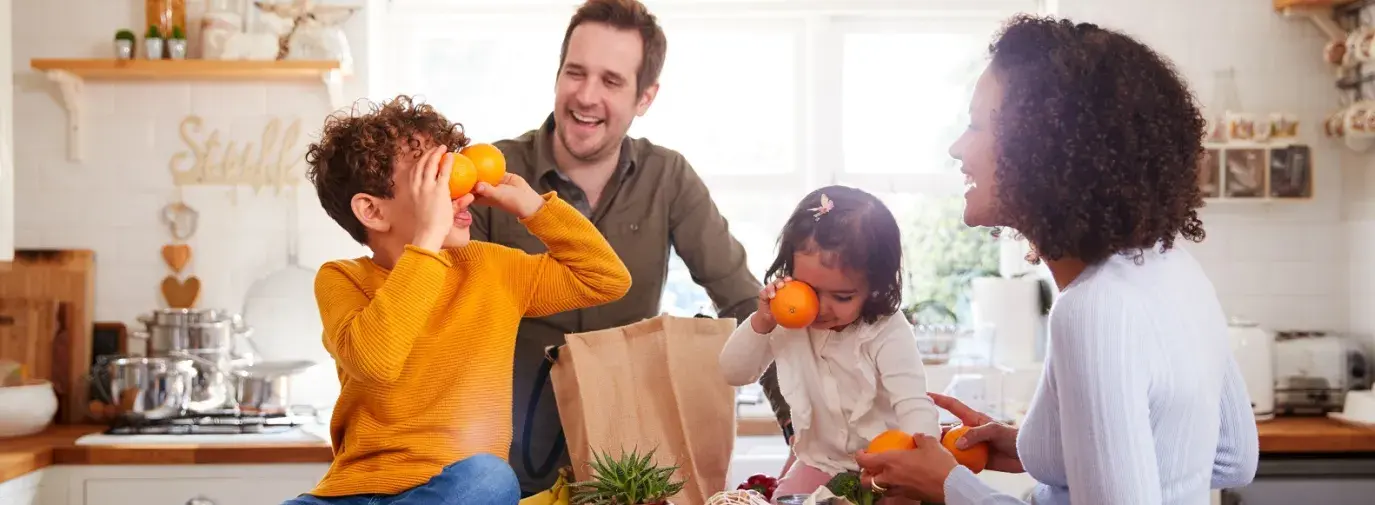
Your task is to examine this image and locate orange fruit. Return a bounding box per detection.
[770,280,819,329]
[460,143,507,187]
[448,153,478,199]
[867,429,916,453]
[941,424,990,474]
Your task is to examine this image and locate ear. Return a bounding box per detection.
[351,194,391,235]
[634,82,659,117]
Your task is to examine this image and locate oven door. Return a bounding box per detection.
[1221,454,1375,505]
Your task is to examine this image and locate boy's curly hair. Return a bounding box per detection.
[305,95,470,244]
[987,14,1207,265]
[765,186,903,325]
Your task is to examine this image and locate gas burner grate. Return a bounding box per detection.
[105,411,310,435]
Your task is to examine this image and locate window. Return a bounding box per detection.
[378,0,1034,420]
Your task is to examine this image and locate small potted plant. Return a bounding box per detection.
[570,448,685,505]
[144,25,164,60]
[167,25,188,60]
[113,29,135,60]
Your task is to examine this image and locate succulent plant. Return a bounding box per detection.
[570,447,685,505]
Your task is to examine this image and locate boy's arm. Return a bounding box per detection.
[513,192,633,318]
[316,247,451,384]
[873,318,942,439]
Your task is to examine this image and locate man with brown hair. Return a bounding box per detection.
[471,0,792,496]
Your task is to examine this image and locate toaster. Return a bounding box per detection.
[1273,331,1372,416]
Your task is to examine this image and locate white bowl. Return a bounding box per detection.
[0,379,59,438]
[1342,389,1375,423]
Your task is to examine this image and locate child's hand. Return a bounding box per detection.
[472,173,545,219]
[750,277,791,334]
[411,146,457,251]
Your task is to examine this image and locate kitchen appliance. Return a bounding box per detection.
[1228,318,1276,420]
[90,356,198,420]
[1273,331,1372,416]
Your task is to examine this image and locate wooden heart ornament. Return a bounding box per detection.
[161,275,201,308]
[161,244,192,273]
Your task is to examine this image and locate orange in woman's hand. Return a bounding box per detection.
[460,143,507,187]
[449,153,478,199]
[941,424,990,473]
[867,429,916,453]
[770,280,819,329]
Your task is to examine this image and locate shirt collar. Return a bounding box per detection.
[532,113,638,186]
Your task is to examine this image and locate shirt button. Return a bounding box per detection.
[629,224,639,232]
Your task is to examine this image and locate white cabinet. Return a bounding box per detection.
[32,464,331,505]
[0,0,13,262]
[0,470,42,505]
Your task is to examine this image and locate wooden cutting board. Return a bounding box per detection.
[0,250,95,424]
[0,298,62,388]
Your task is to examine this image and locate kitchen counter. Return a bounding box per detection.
[0,425,333,484]
[1,417,1372,486]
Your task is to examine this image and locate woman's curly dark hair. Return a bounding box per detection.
[988,14,1206,265]
[305,95,469,244]
[765,186,903,325]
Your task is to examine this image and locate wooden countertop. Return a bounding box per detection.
[0,425,333,484]
[2,417,1373,485]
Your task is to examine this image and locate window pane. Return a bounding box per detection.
[631,28,798,176]
[407,28,565,141]
[842,31,991,175]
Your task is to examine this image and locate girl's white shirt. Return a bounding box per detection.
[719,312,942,475]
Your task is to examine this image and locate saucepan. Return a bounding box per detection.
[89,356,198,420]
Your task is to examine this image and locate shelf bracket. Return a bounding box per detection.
[43,69,84,162]
[322,69,345,111]
[1279,6,1348,42]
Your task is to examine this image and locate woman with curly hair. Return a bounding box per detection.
[853,14,1259,504]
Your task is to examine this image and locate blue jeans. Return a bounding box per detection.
[282,454,520,505]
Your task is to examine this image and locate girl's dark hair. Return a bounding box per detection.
[765,186,903,325]
[987,14,1206,264]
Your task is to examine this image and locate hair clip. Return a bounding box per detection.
[809,194,834,221]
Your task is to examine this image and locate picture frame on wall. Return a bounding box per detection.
[1223,148,1266,198]
[1268,144,1313,199]
[1198,147,1221,199]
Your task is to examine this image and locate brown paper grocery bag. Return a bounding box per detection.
[548,314,739,505]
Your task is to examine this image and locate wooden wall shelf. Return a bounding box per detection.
[27,59,346,162]
[1274,0,1358,41]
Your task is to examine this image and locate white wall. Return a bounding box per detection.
[11,0,374,333]
[1054,0,1352,332]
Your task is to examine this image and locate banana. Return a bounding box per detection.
[524,468,572,505]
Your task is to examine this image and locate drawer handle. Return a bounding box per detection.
[186,497,215,505]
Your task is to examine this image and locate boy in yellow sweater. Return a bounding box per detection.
[282,95,632,505]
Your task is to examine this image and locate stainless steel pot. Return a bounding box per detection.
[171,350,239,412]
[232,360,316,415]
[93,356,197,420]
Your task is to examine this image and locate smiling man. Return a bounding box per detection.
[470,0,788,496]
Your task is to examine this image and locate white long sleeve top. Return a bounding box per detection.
[944,246,1259,505]
[719,312,942,475]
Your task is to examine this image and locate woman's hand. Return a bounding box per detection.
[930,392,1024,473]
[855,435,957,503]
[749,277,790,334]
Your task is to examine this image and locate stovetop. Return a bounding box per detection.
[104,411,315,435]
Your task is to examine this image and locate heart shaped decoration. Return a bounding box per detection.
[161,275,201,308]
[161,244,192,273]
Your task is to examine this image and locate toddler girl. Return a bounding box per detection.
[719,186,940,502]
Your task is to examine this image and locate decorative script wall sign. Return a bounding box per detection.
[168,115,305,195]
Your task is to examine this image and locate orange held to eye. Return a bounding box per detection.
[448,153,478,199]
[460,143,507,187]
[941,424,990,474]
[770,280,819,329]
[867,429,917,453]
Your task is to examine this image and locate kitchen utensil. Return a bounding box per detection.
[231,359,316,414]
[170,349,237,412]
[1228,317,1275,420]
[91,356,197,420]
[0,250,97,424]
[0,379,58,438]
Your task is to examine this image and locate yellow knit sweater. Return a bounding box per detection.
[308,194,631,497]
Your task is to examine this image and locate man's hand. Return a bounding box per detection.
[472,173,545,219]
